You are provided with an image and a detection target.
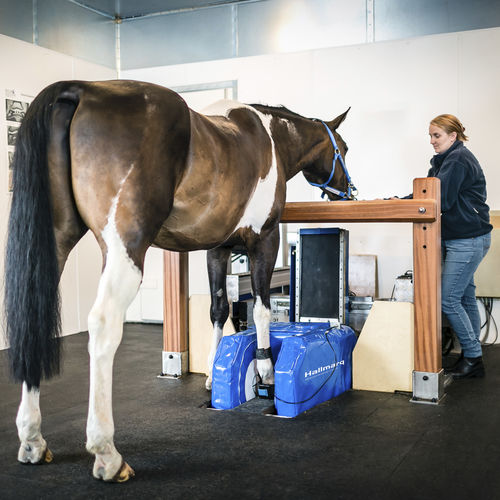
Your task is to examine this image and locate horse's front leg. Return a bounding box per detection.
[16,383,53,464]
[86,246,142,482]
[206,246,232,390]
[248,227,280,386]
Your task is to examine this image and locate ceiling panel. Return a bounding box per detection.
[77,0,252,18]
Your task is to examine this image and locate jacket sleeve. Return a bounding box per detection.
[435,160,468,212]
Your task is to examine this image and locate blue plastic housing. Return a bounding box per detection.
[274,325,357,417]
[211,322,329,410]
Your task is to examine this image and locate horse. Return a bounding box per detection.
[4,79,352,482]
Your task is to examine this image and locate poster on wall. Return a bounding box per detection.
[4,89,33,192]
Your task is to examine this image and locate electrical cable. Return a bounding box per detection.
[480,297,498,346]
[480,297,491,343]
[273,327,340,406]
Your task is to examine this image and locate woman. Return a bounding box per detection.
[405,115,492,379]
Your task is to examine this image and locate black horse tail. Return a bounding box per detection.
[5,82,80,390]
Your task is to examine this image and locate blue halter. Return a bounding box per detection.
[307,121,357,200]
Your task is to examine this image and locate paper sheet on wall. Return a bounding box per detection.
[4,89,33,192]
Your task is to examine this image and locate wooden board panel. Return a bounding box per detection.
[474,228,500,297]
[188,295,236,375]
[281,198,437,223]
[353,301,414,392]
[349,255,377,297]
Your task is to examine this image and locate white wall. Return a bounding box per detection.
[3,28,497,348]
[123,28,500,300]
[0,34,116,349]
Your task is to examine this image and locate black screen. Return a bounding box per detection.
[299,232,340,318]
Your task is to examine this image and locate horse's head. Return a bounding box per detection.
[302,108,356,201]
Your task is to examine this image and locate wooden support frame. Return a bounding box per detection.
[163,177,442,395]
[281,177,442,376]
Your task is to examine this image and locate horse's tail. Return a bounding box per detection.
[5,81,80,390]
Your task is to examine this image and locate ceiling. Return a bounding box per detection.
[76,0,257,19]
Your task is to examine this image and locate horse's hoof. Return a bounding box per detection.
[107,461,135,483]
[43,448,53,463]
[205,377,212,391]
[18,443,52,465]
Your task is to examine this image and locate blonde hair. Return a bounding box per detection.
[430,114,468,141]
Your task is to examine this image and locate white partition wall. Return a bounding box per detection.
[2,26,498,348]
[0,34,116,349]
[123,28,500,300]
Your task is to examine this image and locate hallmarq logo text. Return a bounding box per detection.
[304,360,344,379]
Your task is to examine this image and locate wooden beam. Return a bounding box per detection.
[163,251,188,353]
[281,198,437,223]
[412,178,442,373]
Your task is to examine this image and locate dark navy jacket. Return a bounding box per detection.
[428,141,492,240]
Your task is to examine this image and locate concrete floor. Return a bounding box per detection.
[1,323,499,500]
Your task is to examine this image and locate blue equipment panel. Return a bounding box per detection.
[211,323,357,416]
[211,322,329,410]
[274,325,357,418]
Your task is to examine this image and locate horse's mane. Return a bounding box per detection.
[249,104,313,122]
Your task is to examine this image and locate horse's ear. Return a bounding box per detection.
[327,107,351,130]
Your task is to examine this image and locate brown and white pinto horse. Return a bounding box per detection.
[5,80,350,482]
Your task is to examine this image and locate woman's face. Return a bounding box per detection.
[429,124,457,154]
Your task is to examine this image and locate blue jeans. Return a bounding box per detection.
[442,233,491,358]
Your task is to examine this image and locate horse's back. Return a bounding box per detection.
[154,101,285,251]
[47,80,282,255]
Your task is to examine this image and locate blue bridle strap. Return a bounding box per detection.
[307,121,357,200]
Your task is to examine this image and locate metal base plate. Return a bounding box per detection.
[160,351,188,378]
[411,369,446,405]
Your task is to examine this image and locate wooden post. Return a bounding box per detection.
[162,251,188,377]
[412,177,442,373]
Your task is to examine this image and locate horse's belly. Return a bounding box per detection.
[153,208,238,252]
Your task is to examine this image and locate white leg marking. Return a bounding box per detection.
[86,177,142,481]
[206,323,223,390]
[253,296,274,385]
[16,383,49,464]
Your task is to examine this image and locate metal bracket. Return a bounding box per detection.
[411,369,446,405]
[159,351,188,379]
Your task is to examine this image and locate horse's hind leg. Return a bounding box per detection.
[15,225,87,465]
[206,246,232,390]
[16,384,53,464]
[85,233,143,482]
[16,228,87,466]
[15,97,88,466]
